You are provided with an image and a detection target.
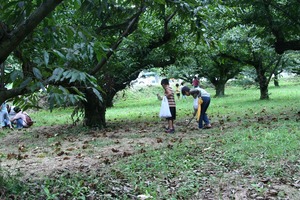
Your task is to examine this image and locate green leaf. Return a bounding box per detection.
[10,70,23,81]
[69,95,76,105]
[91,87,103,102]
[71,86,85,96]
[79,73,87,85]
[43,50,49,66]
[33,67,43,80]
[20,77,32,88]
[49,68,64,82]
[59,85,70,94]
[52,49,66,59]
[74,0,82,9]
[62,70,72,80]
[154,0,165,5]
[69,71,79,83]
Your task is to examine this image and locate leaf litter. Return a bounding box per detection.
[0,112,299,199]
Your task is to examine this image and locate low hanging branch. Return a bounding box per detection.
[0,0,63,64]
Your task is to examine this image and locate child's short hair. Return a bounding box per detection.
[161,78,169,85]
[13,106,21,113]
[181,86,190,95]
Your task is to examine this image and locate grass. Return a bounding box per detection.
[0,77,299,199]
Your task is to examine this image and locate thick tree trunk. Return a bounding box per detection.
[214,82,225,97]
[83,89,106,128]
[209,76,227,97]
[260,83,269,100]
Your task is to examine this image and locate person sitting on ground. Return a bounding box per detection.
[6,104,17,120]
[10,107,33,129]
[0,102,13,129]
[181,85,212,129]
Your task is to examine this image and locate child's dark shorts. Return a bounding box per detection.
[167,107,176,120]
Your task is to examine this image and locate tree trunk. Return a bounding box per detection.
[105,90,116,108]
[255,63,269,100]
[209,76,227,97]
[273,74,279,87]
[83,88,106,128]
[214,82,225,97]
[260,83,269,100]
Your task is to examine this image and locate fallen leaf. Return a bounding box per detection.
[112,148,119,153]
[7,153,17,160]
[103,157,110,164]
[156,138,163,143]
[57,151,64,156]
[18,144,26,152]
[123,152,132,157]
[66,147,75,151]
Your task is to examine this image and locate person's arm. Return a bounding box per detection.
[10,112,21,122]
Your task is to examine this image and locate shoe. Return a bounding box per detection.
[165,128,175,133]
[203,124,212,129]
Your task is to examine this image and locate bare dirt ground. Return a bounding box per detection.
[0,119,201,180]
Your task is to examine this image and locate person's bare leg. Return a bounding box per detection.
[169,120,174,130]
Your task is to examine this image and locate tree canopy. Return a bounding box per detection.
[0,0,299,128]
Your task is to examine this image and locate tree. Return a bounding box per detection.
[165,2,244,97]
[0,0,204,128]
[0,0,63,104]
[201,53,243,97]
[221,26,282,99]
[226,0,300,54]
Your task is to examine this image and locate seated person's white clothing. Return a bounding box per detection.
[11,112,30,128]
[8,106,17,120]
[0,102,12,128]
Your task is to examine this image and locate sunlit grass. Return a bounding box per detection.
[25,77,299,127]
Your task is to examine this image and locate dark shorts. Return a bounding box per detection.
[167,107,176,120]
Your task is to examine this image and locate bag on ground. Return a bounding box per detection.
[159,96,172,118]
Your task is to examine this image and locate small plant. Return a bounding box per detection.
[43,186,59,200]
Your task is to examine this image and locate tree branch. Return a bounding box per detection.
[89,6,146,75]
[0,0,63,64]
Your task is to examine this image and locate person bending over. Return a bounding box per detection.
[181,86,212,129]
